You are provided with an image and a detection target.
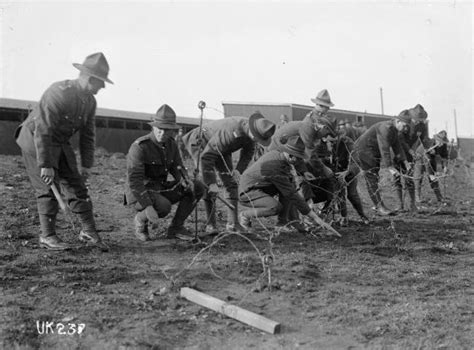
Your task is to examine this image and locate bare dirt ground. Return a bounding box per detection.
[1,150,473,350]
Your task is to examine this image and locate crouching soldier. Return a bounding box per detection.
[125,104,205,241]
[238,136,332,233]
[15,52,112,250]
[344,111,411,216]
[415,130,450,204]
[182,112,275,235]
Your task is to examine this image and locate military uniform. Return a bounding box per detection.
[15,79,98,239]
[126,132,205,234]
[414,133,449,203]
[182,117,255,228]
[347,120,406,212]
[313,136,367,221]
[268,119,333,226]
[394,120,430,210]
[239,150,311,221]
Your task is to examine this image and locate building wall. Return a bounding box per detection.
[0,110,200,155]
[222,104,294,125]
[222,102,393,128]
[458,137,474,162]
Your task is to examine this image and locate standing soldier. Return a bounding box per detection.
[15,52,112,250]
[344,111,412,216]
[125,105,205,241]
[182,112,276,235]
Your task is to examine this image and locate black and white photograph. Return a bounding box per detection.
[0,1,472,349]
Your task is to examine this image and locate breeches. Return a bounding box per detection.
[239,190,282,218]
[22,150,92,216]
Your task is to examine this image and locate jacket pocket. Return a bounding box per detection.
[144,161,167,179]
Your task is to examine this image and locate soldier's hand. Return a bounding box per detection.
[322,165,334,178]
[404,161,413,172]
[232,170,241,183]
[335,170,348,183]
[388,167,400,176]
[80,167,92,183]
[303,171,316,181]
[207,183,219,194]
[145,206,160,224]
[41,168,55,185]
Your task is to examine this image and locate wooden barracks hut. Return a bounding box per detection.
[222,101,392,126]
[0,98,204,155]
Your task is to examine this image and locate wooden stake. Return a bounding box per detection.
[180,287,281,334]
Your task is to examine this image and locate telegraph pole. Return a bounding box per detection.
[379,87,384,115]
[453,108,459,145]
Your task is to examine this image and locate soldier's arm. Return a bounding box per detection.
[299,115,316,149]
[79,99,97,169]
[376,125,394,168]
[168,140,183,182]
[235,140,255,174]
[269,170,311,215]
[34,88,64,168]
[200,138,222,185]
[127,143,153,208]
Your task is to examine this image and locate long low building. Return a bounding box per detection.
[222,101,393,127]
[0,98,206,155]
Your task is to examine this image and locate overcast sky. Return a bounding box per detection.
[1,0,472,137]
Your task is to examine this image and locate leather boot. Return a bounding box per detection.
[134,211,149,241]
[414,177,423,203]
[393,187,404,212]
[407,186,418,213]
[39,235,72,251]
[374,193,393,216]
[204,195,217,233]
[225,200,246,233]
[39,214,57,238]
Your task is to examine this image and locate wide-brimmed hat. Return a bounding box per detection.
[73,52,113,84]
[395,110,412,124]
[434,131,449,144]
[408,104,428,120]
[310,89,334,107]
[149,104,180,129]
[249,112,276,146]
[278,135,306,159]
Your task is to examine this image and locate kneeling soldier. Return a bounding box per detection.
[238,135,327,231]
[125,104,205,241]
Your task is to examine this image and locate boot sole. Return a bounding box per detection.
[39,243,72,251]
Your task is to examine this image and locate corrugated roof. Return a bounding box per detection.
[0,97,207,125]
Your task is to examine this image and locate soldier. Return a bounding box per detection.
[238,135,327,230]
[175,128,189,160]
[395,104,431,212]
[343,111,412,216]
[414,130,449,204]
[125,104,205,241]
[182,112,276,235]
[277,114,289,129]
[15,52,112,250]
[268,89,337,230]
[312,130,369,225]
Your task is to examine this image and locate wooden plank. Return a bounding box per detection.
[180,287,281,334]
